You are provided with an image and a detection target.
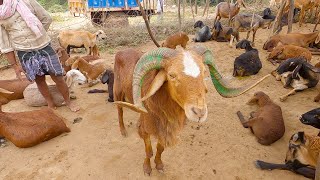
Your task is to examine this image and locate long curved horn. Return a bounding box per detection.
[191,46,271,97]
[113,48,178,113]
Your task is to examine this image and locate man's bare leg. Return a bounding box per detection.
[35,75,56,109]
[50,74,80,112]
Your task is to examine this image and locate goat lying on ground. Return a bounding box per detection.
[212,21,240,47]
[0,88,70,148]
[65,56,108,86]
[113,47,270,175]
[232,13,274,45]
[58,30,106,55]
[213,0,246,25]
[161,32,189,49]
[256,132,319,179]
[65,69,87,88]
[300,108,320,134]
[233,40,262,77]
[193,21,212,42]
[272,58,319,102]
[263,32,320,51]
[236,91,285,145]
[267,45,312,65]
[0,78,31,104]
[56,48,101,73]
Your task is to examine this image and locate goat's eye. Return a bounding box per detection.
[168,73,177,79]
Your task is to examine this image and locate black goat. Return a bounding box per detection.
[101,69,114,102]
[233,39,262,77]
[272,58,319,101]
[262,8,275,20]
[300,108,320,134]
[193,20,212,42]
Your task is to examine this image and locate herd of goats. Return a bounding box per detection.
[2,0,320,178]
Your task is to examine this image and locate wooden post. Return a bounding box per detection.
[190,0,195,22]
[178,0,181,29]
[136,0,160,47]
[287,0,294,33]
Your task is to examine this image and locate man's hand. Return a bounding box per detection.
[12,64,24,80]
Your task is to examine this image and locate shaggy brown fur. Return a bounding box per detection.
[268,45,312,65]
[114,48,209,175]
[0,78,31,104]
[161,32,189,49]
[237,92,285,145]
[263,32,320,51]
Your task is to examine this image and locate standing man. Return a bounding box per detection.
[0,0,79,112]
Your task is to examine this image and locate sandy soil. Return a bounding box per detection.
[1,23,320,180]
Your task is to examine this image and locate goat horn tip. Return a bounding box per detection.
[113,101,148,113]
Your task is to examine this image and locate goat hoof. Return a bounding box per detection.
[155,162,164,172]
[279,97,286,102]
[121,130,128,137]
[143,161,152,175]
[107,98,114,102]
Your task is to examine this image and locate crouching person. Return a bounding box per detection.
[0,0,79,112]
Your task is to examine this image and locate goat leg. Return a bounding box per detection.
[236,111,257,128]
[142,134,153,175]
[280,89,296,102]
[255,160,315,179]
[154,142,165,172]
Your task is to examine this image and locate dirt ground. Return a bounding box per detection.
[1,23,320,180]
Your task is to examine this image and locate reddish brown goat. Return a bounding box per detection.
[263,32,320,51]
[237,92,285,145]
[113,47,270,175]
[0,88,70,148]
[267,45,312,65]
[0,78,31,104]
[161,32,189,49]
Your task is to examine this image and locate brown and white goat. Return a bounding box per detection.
[232,13,274,45]
[113,47,270,175]
[267,44,312,65]
[213,0,246,26]
[161,32,189,49]
[0,78,31,104]
[0,88,70,148]
[263,32,320,51]
[236,91,285,145]
[212,21,240,47]
[65,56,108,86]
[256,132,319,179]
[58,30,106,55]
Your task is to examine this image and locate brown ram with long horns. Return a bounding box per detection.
[113,46,270,175]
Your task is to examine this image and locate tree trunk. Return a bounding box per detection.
[287,0,294,33]
[271,0,286,36]
[203,0,209,17]
[178,0,181,29]
[190,0,195,22]
[195,0,197,14]
[183,0,186,19]
[136,0,160,47]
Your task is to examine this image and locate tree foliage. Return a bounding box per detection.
[37,0,68,12]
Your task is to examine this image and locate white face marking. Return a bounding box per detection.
[183,52,200,78]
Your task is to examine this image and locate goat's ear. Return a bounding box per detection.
[101,71,109,84]
[56,49,62,57]
[0,88,14,95]
[315,35,320,44]
[298,131,306,143]
[141,70,167,101]
[66,76,73,88]
[226,28,233,35]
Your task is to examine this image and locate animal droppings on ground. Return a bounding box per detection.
[70,95,77,99]
[0,138,7,148]
[73,117,83,124]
